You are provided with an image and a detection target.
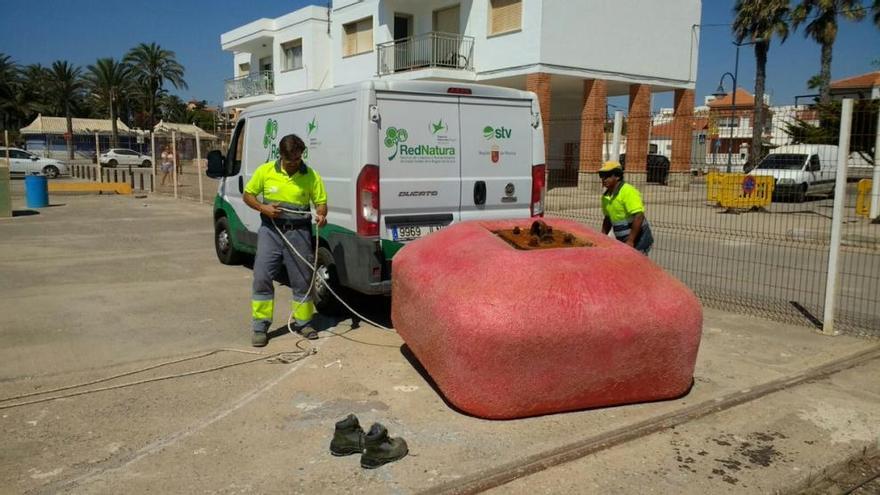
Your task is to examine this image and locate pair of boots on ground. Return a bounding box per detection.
[251,324,317,347]
[330,414,408,469]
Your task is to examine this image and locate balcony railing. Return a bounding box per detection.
[225,70,274,101]
[377,32,474,76]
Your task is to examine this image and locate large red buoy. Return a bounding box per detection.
[392,218,702,419]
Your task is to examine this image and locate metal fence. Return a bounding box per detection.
[225,70,274,102]
[544,99,879,338]
[377,32,474,76]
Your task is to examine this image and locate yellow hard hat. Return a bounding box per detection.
[599,161,622,172]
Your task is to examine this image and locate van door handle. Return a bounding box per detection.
[238,176,244,193]
[474,181,486,205]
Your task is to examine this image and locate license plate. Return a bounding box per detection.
[390,224,445,241]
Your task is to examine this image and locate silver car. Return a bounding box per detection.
[0,147,67,178]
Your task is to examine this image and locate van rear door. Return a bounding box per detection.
[459,98,534,220]
[377,92,461,242]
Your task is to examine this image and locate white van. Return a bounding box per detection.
[749,144,838,202]
[206,80,546,311]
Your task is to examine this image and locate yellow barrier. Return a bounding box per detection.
[48,182,132,195]
[707,173,774,210]
[706,172,723,203]
[856,179,872,218]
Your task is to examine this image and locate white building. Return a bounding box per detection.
[220,0,702,182]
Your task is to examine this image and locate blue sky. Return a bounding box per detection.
[0,1,878,111]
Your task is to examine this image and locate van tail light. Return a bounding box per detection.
[530,164,546,217]
[357,164,380,236]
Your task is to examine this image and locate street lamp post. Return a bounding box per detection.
[713,39,762,173]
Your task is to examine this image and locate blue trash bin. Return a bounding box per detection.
[25,174,49,208]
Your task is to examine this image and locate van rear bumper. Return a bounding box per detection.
[324,232,392,296]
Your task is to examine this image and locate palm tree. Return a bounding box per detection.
[124,43,187,130]
[46,61,84,160]
[0,54,20,131]
[86,58,132,147]
[871,0,879,28]
[793,0,866,106]
[158,92,188,123]
[733,0,790,168]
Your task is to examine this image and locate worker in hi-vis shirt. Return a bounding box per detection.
[598,161,653,255]
[242,134,328,347]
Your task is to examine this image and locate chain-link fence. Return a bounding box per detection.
[544,98,879,338]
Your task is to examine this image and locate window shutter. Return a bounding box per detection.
[344,17,372,56]
[490,0,522,35]
[357,18,373,54]
[344,23,357,56]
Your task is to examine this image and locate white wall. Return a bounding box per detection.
[468,0,541,75]
[273,21,332,95]
[540,0,700,87]
[332,0,382,86]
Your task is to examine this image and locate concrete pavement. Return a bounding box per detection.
[1,186,878,494]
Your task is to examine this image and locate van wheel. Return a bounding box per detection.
[794,184,807,203]
[314,246,344,315]
[215,216,244,265]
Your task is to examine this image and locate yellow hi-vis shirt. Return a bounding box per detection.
[244,160,327,207]
[601,182,644,241]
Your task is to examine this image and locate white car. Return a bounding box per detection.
[100,148,152,168]
[0,147,68,178]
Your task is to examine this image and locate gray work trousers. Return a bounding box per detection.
[251,222,315,332]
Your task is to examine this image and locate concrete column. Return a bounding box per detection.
[579,79,607,172]
[627,84,651,172]
[671,89,695,173]
[526,72,552,161]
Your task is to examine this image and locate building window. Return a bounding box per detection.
[717,116,739,128]
[238,63,251,76]
[489,0,522,36]
[343,17,373,57]
[282,39,303,71]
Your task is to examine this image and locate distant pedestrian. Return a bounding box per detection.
[160,145,173,186]
[598,161,653,255]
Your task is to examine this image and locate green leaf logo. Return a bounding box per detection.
[430,119,447,135]
[263,119,279,148]
[306,116,317,136]
[483,126,494,140]
[385,127,408,160]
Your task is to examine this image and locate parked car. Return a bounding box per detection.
[99,148,152,168]
[0,147,68,178]
[618,153,671,185]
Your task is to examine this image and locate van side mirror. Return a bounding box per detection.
[206,150,227,178]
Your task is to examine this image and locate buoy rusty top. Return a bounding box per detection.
[493,220,593,250]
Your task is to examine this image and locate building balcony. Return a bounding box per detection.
[225,70,274,102]
[377,32,474,76]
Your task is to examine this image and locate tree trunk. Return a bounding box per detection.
[819,40,833,106]
[110,90,118,148]
[751,42,768,170]
[66,105,74,161]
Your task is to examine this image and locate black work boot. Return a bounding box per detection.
[251,331,268,348]
[329,414,365,456]
[361,423,408,469]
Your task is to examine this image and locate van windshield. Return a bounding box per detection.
[757,154,806,170]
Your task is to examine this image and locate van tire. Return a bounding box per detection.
[215,216,244,265]
[314,246,344,315]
